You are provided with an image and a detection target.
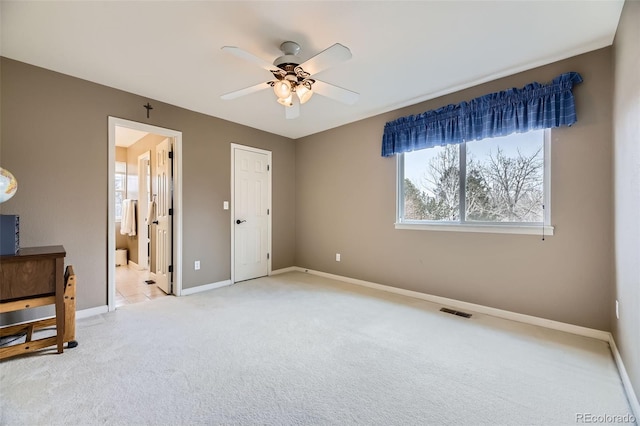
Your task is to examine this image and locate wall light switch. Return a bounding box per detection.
[194,260,200,270]
[223,201,229,210]
[616,300,619,319]
[336,253,341,262]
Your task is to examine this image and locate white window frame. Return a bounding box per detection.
[115,161,127,222]
[395,130,554,236]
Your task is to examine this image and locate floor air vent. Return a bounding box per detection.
[440,307,472,318]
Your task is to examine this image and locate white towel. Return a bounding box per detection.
[145,200,157,224]
[127,200,137,236]
[120,200,129,235]
[120,200,131,235]
[120,199,137,236]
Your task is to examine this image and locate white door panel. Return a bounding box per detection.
[137,151,151,270]
[233,147,270,282]
[155,138,172,294]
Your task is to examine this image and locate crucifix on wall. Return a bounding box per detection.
[144,102,153,118]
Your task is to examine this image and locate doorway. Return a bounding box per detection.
[108,117,183,311]
[231,144,272,283]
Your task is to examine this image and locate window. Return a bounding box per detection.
[397,130,551,234]
[115,161,127,222]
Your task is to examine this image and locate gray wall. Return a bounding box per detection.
[0,57,296,312]
[613,0,640,404]
[295,48,613,332]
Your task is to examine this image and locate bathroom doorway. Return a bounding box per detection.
[108,117,183,311]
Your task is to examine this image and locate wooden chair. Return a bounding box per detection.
[0,265,78,360]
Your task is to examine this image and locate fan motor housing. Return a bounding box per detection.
[273,41,302,68]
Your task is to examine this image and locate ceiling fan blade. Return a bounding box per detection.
[300,43,352,75]
[312,80,359,105]
[221,82,270,100]
[285,97,300,120]
[221,46,277,72]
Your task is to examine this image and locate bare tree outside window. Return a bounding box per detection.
[420,144,459,221]
[477,147,543,222]
[115,161,127,222]
[402,131,545,224]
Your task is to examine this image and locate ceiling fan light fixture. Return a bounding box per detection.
[277,93,293,107]
[273,79,291,99]
[222,41,358,118]
[296,85,313,104]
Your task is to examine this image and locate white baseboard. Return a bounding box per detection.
[181,279,232,296]
[0,315,56,329]
[128,260,139,269]
[296,267,610,341]
[4,279,230,324]
[77,278,233,316]
[77,305,109,319]
[609,334,640,420]
[1,305,108,329]
[271,267,299,275]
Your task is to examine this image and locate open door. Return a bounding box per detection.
[155,138,172,294]
[137,151,151,270]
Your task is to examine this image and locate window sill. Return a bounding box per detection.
[395,222,554,236]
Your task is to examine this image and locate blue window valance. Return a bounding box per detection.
[381,72,583,157]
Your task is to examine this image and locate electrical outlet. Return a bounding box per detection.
[616,300,619,319]
[194,260,200,270]
[336,253,341,262]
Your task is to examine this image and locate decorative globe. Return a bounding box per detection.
[0,167,18,203]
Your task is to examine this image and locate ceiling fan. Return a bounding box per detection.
[220,41,359,119]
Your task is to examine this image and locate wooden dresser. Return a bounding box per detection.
[0,245,67,358]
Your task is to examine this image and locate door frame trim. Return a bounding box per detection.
[230,143,272,284]
[108,117,183,311]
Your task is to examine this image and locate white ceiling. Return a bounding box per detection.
[115,127,149,148]
[1,1,624,140]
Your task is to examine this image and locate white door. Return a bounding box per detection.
[155,138,172,294]
[137,151,151,270]
[233,146,270,282]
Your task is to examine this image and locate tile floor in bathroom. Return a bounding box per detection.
[115,264,168,307]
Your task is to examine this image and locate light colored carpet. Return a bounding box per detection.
[0,271,634,425]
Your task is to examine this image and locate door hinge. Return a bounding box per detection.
[267,164,270,171]
[169,208,173,215]
[267,208,270,215]
[169,265,173,273]
[168,151,174,159]
[267,253,270,260]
